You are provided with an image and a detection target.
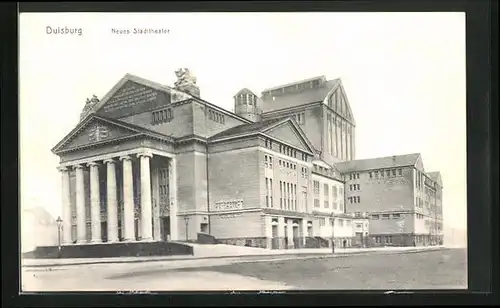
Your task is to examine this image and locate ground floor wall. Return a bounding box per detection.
[368,233,444,247]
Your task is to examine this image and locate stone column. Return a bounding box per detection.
[169,157,178,241]
[88,162,102,243]
[120,155,135,241]
[287,219,294,249]
[138,152,153,241]
[277,216,285,249]
[104,159,119,243]
[74,164,87,244]
[58,166,73,245]
[152,166,161,241]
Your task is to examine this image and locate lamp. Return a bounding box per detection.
[56,216,63,257]
[184,216,189,242]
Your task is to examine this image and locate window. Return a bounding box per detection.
[265,178,270,207]
[392,169,397,176]
[392,213,401,219]
[332,186,338,199]
[319,218,326,226]
[270,179,273,207]
[369,172,373,179]
[386,170,391,177]
[152,108,174,125]
[349,184,353,191]
[269,157,273,168]
[313,181,320,194]
[372,214,380,220]
[382,214,390,219]
[398,168,402,176]
[357,173,360,179]
[357,196,360,203]
[375,171,379,179]
[314,198,320,207]
[280,181,283,208]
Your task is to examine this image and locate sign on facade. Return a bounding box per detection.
[213,199,244,211]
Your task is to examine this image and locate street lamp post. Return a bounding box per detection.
[331,212,335,254]
[184,216,189,242]
[56,216,63,258]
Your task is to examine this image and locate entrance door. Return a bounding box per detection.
[271,225,279,249]
[161,217,171,241]
[101,221,107,242]
[284,225,288,249]
[293,225,300,248]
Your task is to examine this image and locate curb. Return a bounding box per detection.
[22,247,447,269]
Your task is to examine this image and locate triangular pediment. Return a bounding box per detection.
[94,79,172,119]
[263,118,315,154]
[52,115,163,154]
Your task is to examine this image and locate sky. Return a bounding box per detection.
[19,12,467,232]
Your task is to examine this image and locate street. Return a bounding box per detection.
[22,248,467,291]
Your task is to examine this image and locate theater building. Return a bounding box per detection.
[52,71,363,249]
[335,154,444,246]
[51,70,440,250]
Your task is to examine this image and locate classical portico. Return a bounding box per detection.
[57,148,179,245]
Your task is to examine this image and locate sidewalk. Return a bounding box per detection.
[22,245,445,268]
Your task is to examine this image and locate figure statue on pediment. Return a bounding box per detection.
[174,68,200,97]
[174,68,197,87]
[80,94,100,121]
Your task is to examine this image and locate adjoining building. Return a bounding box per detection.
[336,154,444,247]
[51,70,441,250]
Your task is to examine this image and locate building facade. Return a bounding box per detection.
[52,70,442,250]
[336,154,444,246]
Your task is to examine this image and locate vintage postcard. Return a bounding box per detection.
[19,12,467,292]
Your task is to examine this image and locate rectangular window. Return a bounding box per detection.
[357,196,360,203]
[369,172,372,179]
[392,213,401,219]
[265,178,269,207]
[269,157,273,168]
[280,181,283,208]
[372,215,380,220]
[398,168,402,176]
[332,186,337,199]
[314,199,320,207]
[382,214,390,219]
[357,184,360,190]
[270,179,273,207]
[392,169,397,176]
[387,170,391,177]
[319,218,325,226]
[349,184,353,191]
